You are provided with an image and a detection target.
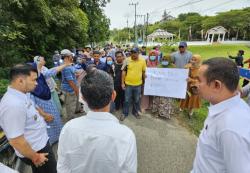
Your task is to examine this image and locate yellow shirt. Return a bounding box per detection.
[122,56,146,86]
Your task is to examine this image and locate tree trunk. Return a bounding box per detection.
[236,28,239,40]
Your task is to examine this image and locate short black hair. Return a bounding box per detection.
[202,57,239,92]
[93,50,101,55]
[10,64,37,82]
[115,51,123,57]
[81,69,114,109]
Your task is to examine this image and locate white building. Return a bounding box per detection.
[147,29,175,42]
[205,26,227,43]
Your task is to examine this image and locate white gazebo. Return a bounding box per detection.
[147,29,175,42]
[205,26,227,43]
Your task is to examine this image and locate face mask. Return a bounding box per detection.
[161,61,169,66]
[149,56,156,61]
[107,61,113,65]
[76,59,82,64]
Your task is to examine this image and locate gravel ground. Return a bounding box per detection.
[17,111,197,173]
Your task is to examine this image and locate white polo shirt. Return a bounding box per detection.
[57,111,137,173]
[191,94,250,173]
[0,87,48,158]
[0,163,18,173]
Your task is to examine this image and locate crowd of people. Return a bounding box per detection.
[0,41,250,173]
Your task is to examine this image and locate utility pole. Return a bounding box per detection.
[127,19,130,43]
[145,13,149,46]
[136,14,145,44]
[129,2,139,44]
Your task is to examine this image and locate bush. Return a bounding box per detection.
[0,79,9,96]
[0,67,10,79]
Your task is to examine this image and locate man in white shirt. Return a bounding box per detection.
[0,163,18,173]
[0,64,57,173]
[57,69,137,173]
[191,58,250,173]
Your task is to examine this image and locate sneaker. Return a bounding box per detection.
[119,114,126,121]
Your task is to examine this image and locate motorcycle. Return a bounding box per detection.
[0,127,17,169]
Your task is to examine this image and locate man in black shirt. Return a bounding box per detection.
[229,50,244,67]
[114,51,125,110]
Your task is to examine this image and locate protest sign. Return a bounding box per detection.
[144,68,188,99]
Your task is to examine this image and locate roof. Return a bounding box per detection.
[206,26,227,34]
[147,29,175,39]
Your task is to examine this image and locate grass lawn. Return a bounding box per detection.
[161,43,250,136]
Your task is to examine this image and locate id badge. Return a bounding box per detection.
[34,114,38,121]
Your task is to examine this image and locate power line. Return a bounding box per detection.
[149,0,182,15]
[165,0,207,11]
[147,0,207,23]
[200,0,238,13]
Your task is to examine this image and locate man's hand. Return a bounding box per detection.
[122,83,126,90]
[32,153,49,167]
[44,114,54,122]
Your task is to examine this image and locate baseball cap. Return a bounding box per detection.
[131,47,140,53]
[60,49,73,57]
[179,41,187,47]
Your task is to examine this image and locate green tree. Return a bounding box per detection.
[80,0,110,46]
[0,0,89,69]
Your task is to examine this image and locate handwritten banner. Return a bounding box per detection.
[144,68,189,99]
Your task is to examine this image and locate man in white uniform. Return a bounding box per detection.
[57,69,137,173]
[191,57,250,173]
[0,64,57,173]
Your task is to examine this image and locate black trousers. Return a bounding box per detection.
[242,79,249,87]
[19,141,57,173]
[114,85,125,110]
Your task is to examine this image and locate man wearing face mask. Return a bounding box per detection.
[171,41,192,68]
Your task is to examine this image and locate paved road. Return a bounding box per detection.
[120,112,197,173]
[18,111,197,173]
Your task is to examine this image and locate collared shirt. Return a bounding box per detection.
[94,60,107,71]
[171,51,192,68]
[121,56,146,86]
[191,94,250,173]
[100,56,107,63]
[61,65,78,93]
[57,111,137,173]
[0,87,48,158]
[0,163,18,173]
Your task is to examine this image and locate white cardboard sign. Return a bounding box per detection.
[144,68,189,99]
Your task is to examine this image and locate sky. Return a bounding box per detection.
[104,0,250,29]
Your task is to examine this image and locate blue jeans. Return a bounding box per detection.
[123,85,142,116]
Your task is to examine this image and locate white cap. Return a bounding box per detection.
[60,49,73,57]
[33,56,42,64]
